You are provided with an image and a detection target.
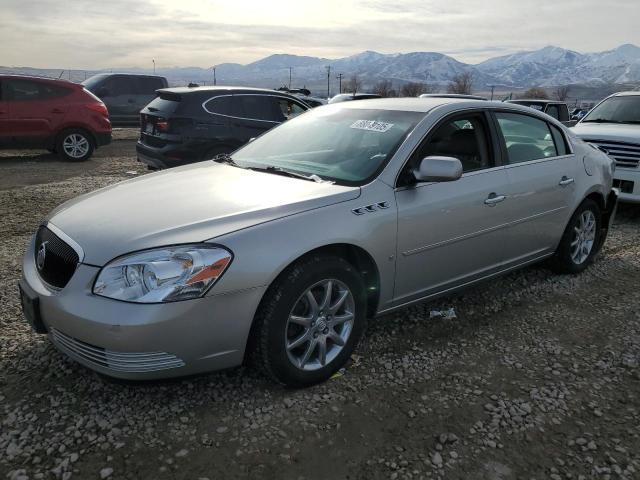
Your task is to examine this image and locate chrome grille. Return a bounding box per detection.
[586,139,640,169]
[50,328,185,373]
[35,225,79,288]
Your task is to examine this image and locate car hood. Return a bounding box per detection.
[47,162,360,265]
[572,122,640,143]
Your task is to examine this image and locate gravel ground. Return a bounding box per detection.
[1,133,640,480]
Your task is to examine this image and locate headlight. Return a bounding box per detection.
[93,245,232,303]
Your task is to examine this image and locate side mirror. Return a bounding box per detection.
[412,156,463,183]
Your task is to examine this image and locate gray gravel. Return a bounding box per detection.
[2,135,640,479]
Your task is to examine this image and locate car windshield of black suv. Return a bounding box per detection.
[230,107,424,186]
[582,96,640,124]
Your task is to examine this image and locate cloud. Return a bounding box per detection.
[1,0,639,68]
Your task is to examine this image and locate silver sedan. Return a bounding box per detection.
[19,98,618,387]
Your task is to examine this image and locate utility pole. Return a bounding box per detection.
[326,66,331,100]
[489,84,496,101]
[212,66,217,86]
[152,59,156,74]
[288,67,293,89]
[336,73,343,94]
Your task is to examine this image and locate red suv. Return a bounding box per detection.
[0,75,111,161]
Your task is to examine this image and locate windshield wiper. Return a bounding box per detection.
[249,166,333,184]
[582,118,625,124]
[211,153,243,168]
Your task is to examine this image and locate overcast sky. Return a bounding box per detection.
[1,0,639,69]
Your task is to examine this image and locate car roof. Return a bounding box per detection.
[86,73,165,79]
[332,97,494,112]
[612,90,640,97]
[0,74,77,85]
[508,99,562,104]
[158,86,298,96]
[420,93,488,100]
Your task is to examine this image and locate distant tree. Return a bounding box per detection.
[447,72,474,95]
[553,85,571,101]
[373,79,397,97]
[519,87,549,99]
[343,74,361,94]
[400,82,434,97]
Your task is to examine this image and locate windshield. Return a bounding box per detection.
[230,107,424,186]
[582,95,640,124]
[81,75,108,92]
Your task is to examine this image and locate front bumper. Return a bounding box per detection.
[613,168,640,204]
[20,235,265,380]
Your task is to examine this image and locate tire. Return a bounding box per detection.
[56,129,94,162]
[549,199,602,274]
[251,255,367,388]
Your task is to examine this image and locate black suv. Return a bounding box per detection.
[82,74,168,126]
[136,87,310,169]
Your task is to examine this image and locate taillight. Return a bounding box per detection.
[156,119,169,132]
[86,103,109,117]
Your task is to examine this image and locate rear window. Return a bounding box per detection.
[145,93,181,114]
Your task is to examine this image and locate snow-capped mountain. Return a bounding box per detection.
[476,44,640,87]
[3,44,640,92]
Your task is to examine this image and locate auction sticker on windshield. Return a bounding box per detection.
[350,120,394,133]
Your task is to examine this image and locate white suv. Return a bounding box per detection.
[572,91,640,203]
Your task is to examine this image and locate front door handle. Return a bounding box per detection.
[559,176,575,187]
[51,109,64,114]
[484,193,507,206]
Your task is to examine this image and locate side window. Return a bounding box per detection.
[276,98,307,121]
[558,105,570,122]
[104,76,135,96]
[39,84,71,100]
[410,113,492,173]
[495,112,557,164]
[5,80,40,101]
[236,95,277,122]
[134,77,162,95]
[549,124,569,156]
[204,96,234,116]
[545,104,560,120]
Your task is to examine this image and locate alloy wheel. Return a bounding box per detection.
[285,279,355,371]
[570,210,596,265]
[62,134,90,159]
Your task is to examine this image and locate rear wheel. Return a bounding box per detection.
[549,199,601,274]
[251,255,367,387]
[57,129,94,161]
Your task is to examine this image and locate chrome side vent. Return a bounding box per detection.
[351,202,391,215]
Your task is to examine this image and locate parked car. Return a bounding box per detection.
[328,93,382,104]
[295,95,326,108]
[82,73,168,126]
[507,99,576,127]
[20,98,617,387]
[136,87,310,169]
[0,75,111,161]
[420,93,488,100]
[572,91,640,203]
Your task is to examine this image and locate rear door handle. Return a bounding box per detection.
[559,176,575,187]
[484,193,507,206]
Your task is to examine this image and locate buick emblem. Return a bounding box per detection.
[36,241,48,271]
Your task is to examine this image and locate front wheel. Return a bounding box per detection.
[57,129,94,161]
[549,199,602,274]
[251,255,367,387]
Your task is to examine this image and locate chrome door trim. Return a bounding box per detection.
[201,93,308,124]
